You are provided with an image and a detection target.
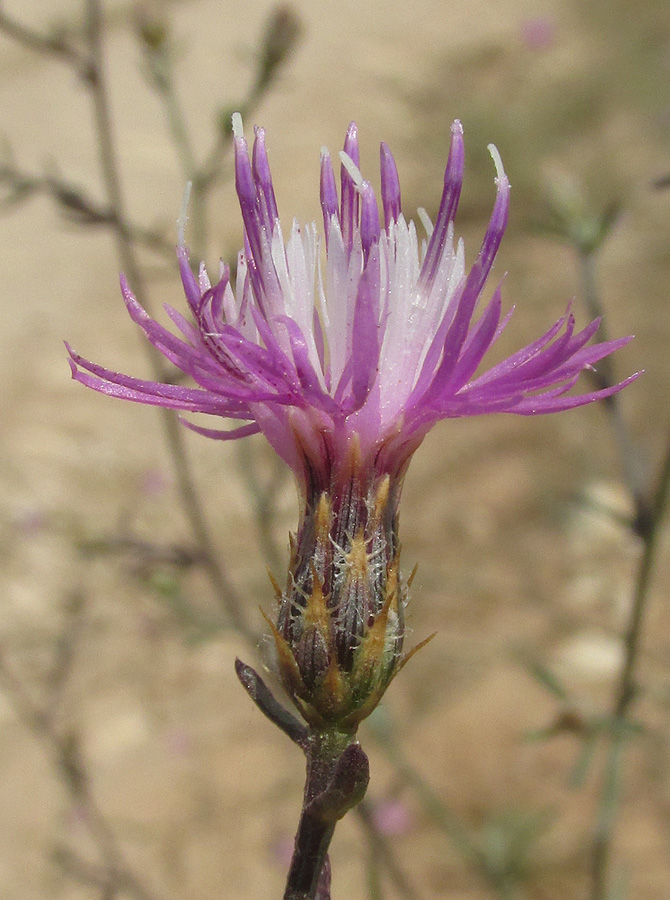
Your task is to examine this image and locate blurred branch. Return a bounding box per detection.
[47,592,87,721]
[532,175,647,519]
[198,5,303,191]
[137,4,302,259]
[0,159,174,256]
[537,179,670,899]
[651,173,670,191]
[136,4,299,571]
[0,0,254,637]
[0,626,160,900]
[368,710,515,897]
[53,845,159,900]
[356,800,424,900]
[0,6,89,74]
[81,0,255,642]
[576,248,649,520]
[234,440,288,573]
[572,221,670,900]
[590,431,670,900]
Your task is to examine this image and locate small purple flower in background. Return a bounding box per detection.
[68,115,636,727]
[12,504,47,536]
[163,726,193,758]
[139,467,170,497]
[519,16,556,51]
[370,798,414,836]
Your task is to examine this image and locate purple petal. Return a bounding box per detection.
[419,120,464,291]
[341,122,360,253]
[444,284,503,393]
[177,247,202,316]
[351,244,381,408]
[233,124,261,262]
[67,346,250,415]
[275,315,337,413]
[179,418,261,440]
[380,142,401,228]
[320,148,339,246]
[511,372,641,414]
[360,181,381,261]
[469,308,573,390]
[252,126,279,231]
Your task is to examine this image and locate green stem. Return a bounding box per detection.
[590,431,670,896]
[590,728,625,900]
[581,243,670,897]
[577,250,647,514]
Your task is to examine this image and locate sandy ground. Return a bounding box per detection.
[1,0,670,898]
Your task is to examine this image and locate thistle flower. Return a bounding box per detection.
[68,115,636,729]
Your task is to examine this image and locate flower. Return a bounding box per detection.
[68,115,636,728]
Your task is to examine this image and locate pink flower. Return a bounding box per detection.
[68,115,634,496]
[68,116,636,727]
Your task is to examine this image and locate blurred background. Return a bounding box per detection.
[1,0,669,898]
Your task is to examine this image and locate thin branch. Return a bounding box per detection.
[576,250,649,522]
[0,636,161,900]
[0,7,88,72]
[81,0,254,642]
[54,844,159,900]
[589,431,670,900]
[574,245,670,898]
[139,32,207,256]
[234,440,287,573]
[0,161,175,255]
[46,593,86,722]
[614,431,670,719]
[0,642,51,737]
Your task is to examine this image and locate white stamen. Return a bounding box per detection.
[177,181,192,246]
[339,151,365,191]
[198,260,211,292]
[231,111,244,140]
[417,207,434,238]
[487,143,509,187]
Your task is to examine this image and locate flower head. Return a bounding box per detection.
[68,116,636,728]
[69,115,634,493]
